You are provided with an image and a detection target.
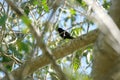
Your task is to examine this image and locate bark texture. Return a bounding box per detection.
[92,0,120,80]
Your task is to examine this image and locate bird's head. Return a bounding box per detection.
[57,28,63,32]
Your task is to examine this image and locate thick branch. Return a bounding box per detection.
[83,0,120,80]
[2,0,100,80]
[83,0,120,54]
[2,29,99,80]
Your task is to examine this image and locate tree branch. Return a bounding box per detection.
[3,0,99,79]
[83,0,120,54]
[4,0,69,80]
[2,28,99,80]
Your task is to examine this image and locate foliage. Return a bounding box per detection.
[0,0,110,80]
[102,0,111,10]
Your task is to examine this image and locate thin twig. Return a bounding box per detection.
[5,0,69,79]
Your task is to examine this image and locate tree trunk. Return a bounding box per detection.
[92,0,120,80]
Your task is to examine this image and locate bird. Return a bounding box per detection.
[57,28,74,39]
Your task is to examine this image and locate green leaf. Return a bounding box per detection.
[1,56,11,62]
[71,27,83,37]
[72,57,80,71]
[103,0,110,10]
[5,65,12,71]
[33,1,39,5]
[17,41,29,53]
[41,0,49,12]
[22,16,31,26]
[0,14,7,26]
[9,44,18,54]
[22,26,29,34]
[24,6,30,15]
[70,8,76,15]
[76,0,82,4]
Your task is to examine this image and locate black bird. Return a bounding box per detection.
[57,28,74,39]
